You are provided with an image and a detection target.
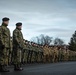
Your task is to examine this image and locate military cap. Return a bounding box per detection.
[16,22,22,26]
[2,17,10,21]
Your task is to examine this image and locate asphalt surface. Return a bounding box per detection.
[0,62,76,75]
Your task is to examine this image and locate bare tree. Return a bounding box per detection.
[44,35,52,45]
[54,38,64,46]
[30,34,52,45]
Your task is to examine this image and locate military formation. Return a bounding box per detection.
[0,17,76,72]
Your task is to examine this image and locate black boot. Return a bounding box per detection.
[4,65,10,72]
[0,65,9,72]
[14,64,18,71]
[19,64,23,71]
[14,64,23,71]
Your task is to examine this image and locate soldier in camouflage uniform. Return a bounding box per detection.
[31,42,36,63]
[37,45,43,63]
[27,41,32,63]
[22,40,28,64]
[21,39,26,64]
[0,17,10,72]
[39,45,43,63]
[13,22,25,71]
[48,46,53,63]
[43,45,49,63]
[53,46,59,63]
[58,47,62,62]
[33,43,38,63]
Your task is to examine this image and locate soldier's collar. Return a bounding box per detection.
[16,27,21,30]
[2,23,8,27]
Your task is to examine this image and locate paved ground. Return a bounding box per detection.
[0,62,76,75]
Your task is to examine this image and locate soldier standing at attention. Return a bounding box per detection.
[0,17,10,72]
[13,22,25,71]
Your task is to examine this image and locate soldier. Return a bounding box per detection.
[33,43,38,63]
[53,46,58,63]
[37,44,43,63]
[58,47,62,62]
[27,41,33,63]
[13,22,25,71]
[21,39,26,64]
[43,45,49,63]
[40,45,44,63]
[31,42,36,63]
[48,46,53,63]
[22,40,28,64]
[0,17,10,72]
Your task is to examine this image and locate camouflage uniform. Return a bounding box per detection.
[27,42,32,63]
[8,37,13,65]
[60,49,64,61]
[37,46,43,63]
[13,26,25,70]
[48,46,53,63]
[58,48,62,62]
[0,23,11,66]
[63,47,68,61]
[33,44,38,63]
[43,45,49,63]
[23,41,29,64]
[31,43,36,63]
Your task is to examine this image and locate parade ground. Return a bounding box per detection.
[1,62,76,75]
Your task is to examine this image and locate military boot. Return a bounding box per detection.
[17,64,23,71]
[0,65,9,72]
[4,65,10,72]
[14,64,18,71]
[14,64,23,71]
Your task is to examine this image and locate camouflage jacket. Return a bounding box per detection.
[13,28,25,49]
[0,23,11,48]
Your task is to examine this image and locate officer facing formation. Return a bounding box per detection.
[13,22,25,71]
[0,17,10,72]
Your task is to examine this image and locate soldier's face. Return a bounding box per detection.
[19,26,22,29]
[4,21,9,25]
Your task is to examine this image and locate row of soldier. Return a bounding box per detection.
[9,40,76,65]
[0,17,76,72]
[43,45,76,63]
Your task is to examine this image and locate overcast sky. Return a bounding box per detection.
[0,0,76,44]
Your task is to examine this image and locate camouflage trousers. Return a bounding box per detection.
[13,49,22,65]
[53,54,58,63]
[22,49,28,63]
[0,48,9,65]
[31,51,36,63]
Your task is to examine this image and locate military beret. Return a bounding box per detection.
[2,17,10,21]
[16,22,22,26]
